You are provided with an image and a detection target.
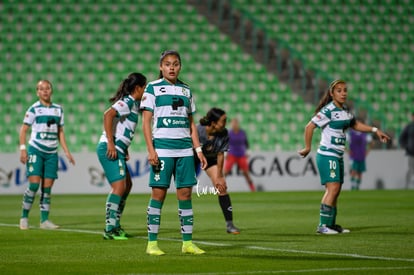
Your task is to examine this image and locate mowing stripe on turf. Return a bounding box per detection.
[118,267,414,274]
[2,223,414,264]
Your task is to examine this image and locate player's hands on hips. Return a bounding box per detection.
[298,147,311,158]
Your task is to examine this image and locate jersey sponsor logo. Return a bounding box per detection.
[172,97,184,110]
[159,117,189,128]
[47,118,56,127]
[331,137,346,145]
[170,110,184,116]
[38,132,57,139]
[160,87,166,93]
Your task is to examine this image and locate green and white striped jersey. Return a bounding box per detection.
[23,101,64,154]
[99,95,140,154]
[311,101,355,158]
[140,78,196,157]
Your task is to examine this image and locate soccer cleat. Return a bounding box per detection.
[103,229,128,240]
[331,224,350,233]
[117,227,132,238]
[20,218,29,230]
[40,220,60,229]
[316,225,339,235]
[182,241,205,255]
[146,241,165,256]
[227,224,240,234]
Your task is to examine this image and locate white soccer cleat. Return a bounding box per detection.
[19,218,29,230]
[316,225,339,235]
[40,220,60,229]
[332,224,350,233]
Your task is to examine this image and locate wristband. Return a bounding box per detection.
[371,127,378,133]
[20,144,26,150]
[195,146,202,153]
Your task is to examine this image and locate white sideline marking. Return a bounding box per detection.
[2,222,414,265]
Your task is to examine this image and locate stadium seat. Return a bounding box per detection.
[0,1,411,153]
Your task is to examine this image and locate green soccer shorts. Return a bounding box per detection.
[350,159,366,173]
[26,146,58,179]
[96,142,127,184]
[149,156,197,189]
[316,153,344,185]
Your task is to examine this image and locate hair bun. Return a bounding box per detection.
[199,117,210,126]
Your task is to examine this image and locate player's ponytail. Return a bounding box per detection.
[109,73,147,103]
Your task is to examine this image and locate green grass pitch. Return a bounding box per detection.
[0,190,413,274]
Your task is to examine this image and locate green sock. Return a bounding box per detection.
[351,177,358,190]
[147,199,163,241]
[40,187,52,223]
[22,183,40,218]
[118,193,129,225]
[105,193,121,232]
[356,179,361,190]
[178,200,193,241]
[332,207,337,225]
[319,204,334,227]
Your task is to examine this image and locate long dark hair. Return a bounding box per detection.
[158,50,181,79]
[109,72,146,103]
[314,79,346,114]
[200,107,226,126]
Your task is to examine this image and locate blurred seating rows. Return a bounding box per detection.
[0,0,313,153]
[231,0,413,135]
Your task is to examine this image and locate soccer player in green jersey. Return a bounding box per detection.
[97,73,147,240]
[299,80,390,234]
[19,80,75,230]
[141,50,207,255]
